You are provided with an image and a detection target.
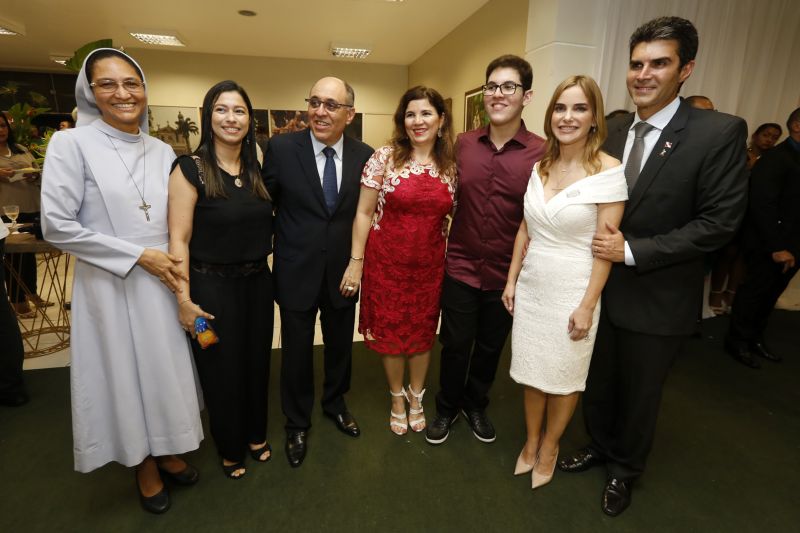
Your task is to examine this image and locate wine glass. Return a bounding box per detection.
[3,205,20,233]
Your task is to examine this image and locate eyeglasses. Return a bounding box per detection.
[305,98,353,112]
[90,79,145,93]
[482,82,524,96]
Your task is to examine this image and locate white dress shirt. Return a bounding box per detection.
[310,131,344,191]
[622,96,681,265]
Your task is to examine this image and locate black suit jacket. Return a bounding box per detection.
[602,101,748,335]
[744,139,800,257]
[262,129,373,311]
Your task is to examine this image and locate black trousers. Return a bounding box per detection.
[280,273,355,431]
[189,267,273,463]
[435,274,512,417]
[0,238,26,398]
[728,250,799,343]
[3,212,38,303]
[583,306,684,481]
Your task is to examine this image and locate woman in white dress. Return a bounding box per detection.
[501,75,627,489]
[41,48,203,514]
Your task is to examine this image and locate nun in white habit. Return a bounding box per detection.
[41,48,203,514]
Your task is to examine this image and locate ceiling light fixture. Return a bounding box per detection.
[330,44,371,60]
[129,32,186,47]
[0,16,25,36]
[50,56,70,66]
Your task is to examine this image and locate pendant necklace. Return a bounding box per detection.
[105,133,151,221]
[219,160,243,188]
[552,163,573,191]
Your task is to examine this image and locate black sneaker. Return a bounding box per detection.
[425,412,458,445]
[461,408,496,443]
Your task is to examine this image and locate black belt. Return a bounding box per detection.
[190,258,269,278]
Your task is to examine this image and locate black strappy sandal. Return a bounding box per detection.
[221,460,246,479]
[249,442,272,463]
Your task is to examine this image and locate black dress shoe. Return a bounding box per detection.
[0,391,29,407]
[558,447,604,473]
[725,338,760,369]
[425,412,458,445]
[602,477,632,517]
[751,341,782,362]
[158,462,199,485]
[326,411,361,437]
[136,473,170,514]
[286,431,308,468]
[461,408,496,443]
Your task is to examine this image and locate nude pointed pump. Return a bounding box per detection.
[531,447,558,489]
[514,450,535,476]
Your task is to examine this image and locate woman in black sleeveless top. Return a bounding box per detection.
[168,81,273,479]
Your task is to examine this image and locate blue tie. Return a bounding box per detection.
[322,146,338,213]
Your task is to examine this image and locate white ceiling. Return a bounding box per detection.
[0,0,490,70]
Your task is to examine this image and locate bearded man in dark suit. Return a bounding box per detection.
[262,77,373,468]
[558,17,748,516]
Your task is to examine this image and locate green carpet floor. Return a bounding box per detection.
[1,312,798,532]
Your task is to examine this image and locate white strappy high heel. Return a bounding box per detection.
[407,385,426,432]
[389,388,408,435]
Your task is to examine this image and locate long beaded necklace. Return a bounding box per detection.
[104,133,151,221]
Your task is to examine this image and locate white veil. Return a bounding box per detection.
[74,48,149,131]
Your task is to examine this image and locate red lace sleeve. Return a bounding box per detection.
[361,145,392,190]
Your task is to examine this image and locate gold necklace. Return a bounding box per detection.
[218,160,243,188]
[552,163,577,190]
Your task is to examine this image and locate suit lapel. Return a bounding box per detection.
[294,130,328,213]
[624,102,689,220]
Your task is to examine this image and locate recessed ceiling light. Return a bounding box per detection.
[0,27,19,36]
[129,32,186,47]
[50,56,70,66]
[238,10,257,16]
[330,44,371,59]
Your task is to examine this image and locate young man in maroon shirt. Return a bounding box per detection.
[427,55,546,445]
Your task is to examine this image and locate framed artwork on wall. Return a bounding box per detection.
[464,87,488,132]
[269,109,363,141]
[148,106,200,155]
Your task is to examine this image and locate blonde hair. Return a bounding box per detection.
[538,75,607,182]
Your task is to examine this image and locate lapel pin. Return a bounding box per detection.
[659,141,673,157]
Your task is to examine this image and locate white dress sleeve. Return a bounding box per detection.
[40,132,144,277]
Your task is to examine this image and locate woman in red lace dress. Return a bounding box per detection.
[340,86,455,435]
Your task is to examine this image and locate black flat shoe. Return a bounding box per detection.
[725,338,760,369]
[158,462,199,485]
[136,472,170,514]
[461,408,496,443]
[751,341,782,362]
[558,447,604,473]
[250,442,272,462]
[221,460,246,480]
[325,411,361,438]
[0,391,29,407]
[601,477,632,517]
[286,431,307,468]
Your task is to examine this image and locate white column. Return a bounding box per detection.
[523,0,610,136]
